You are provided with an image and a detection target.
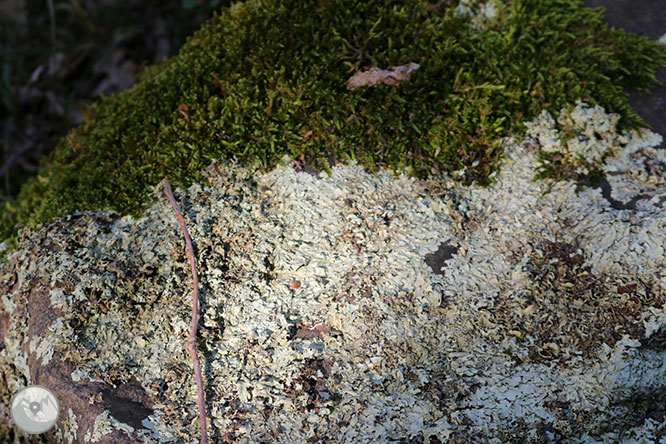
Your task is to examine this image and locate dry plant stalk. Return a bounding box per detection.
[161,177,208,444]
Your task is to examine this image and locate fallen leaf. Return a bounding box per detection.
[346,62,420,90]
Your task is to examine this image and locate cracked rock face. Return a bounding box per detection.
[1,103,666,443]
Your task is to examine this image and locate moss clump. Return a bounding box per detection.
[1,0,664,255]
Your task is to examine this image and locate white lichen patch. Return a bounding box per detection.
[70,368,103,383]
[81,409,134,443]
[28,334,55,365]
[1,101,665,443]
[644,308,666,339]
[454,0,502,30]
[54,408,79,444]
[27,318,67,366]
[1,313,31,388]
[525,100,629,164]
[83,411,114,443]
[599,127,666,204]
[137,410,178,442]
[527,100,666,209]
[1,291,16,314]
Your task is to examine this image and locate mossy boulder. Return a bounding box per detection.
[2,101,666,442]
[1,0,665,258]
[2,0,666,438]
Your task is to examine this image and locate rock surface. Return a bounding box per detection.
[1,102,666,443]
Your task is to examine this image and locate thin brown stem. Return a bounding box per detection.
[161,177,208,444]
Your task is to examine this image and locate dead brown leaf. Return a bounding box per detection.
[346,62,420,90]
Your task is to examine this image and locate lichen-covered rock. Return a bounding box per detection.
[1,104,665,443]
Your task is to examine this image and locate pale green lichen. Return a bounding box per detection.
[54,408,79,444]
[1,292,16,314]
[70,368,103,383]
[25,316,69,366]
[137,410,178,442]
[83,411,114,443]
[1,317,31,386]
[455,0,502,30]
[50,286,87,312]
[526,100,628,164]
[643,308,666,339]
[528,100,666,194]
[28,334,55,366]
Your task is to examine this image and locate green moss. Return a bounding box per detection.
[1,0,665,257]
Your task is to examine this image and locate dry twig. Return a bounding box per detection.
[161,177,208,444]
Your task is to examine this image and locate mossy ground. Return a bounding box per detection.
[1,0,664,259]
